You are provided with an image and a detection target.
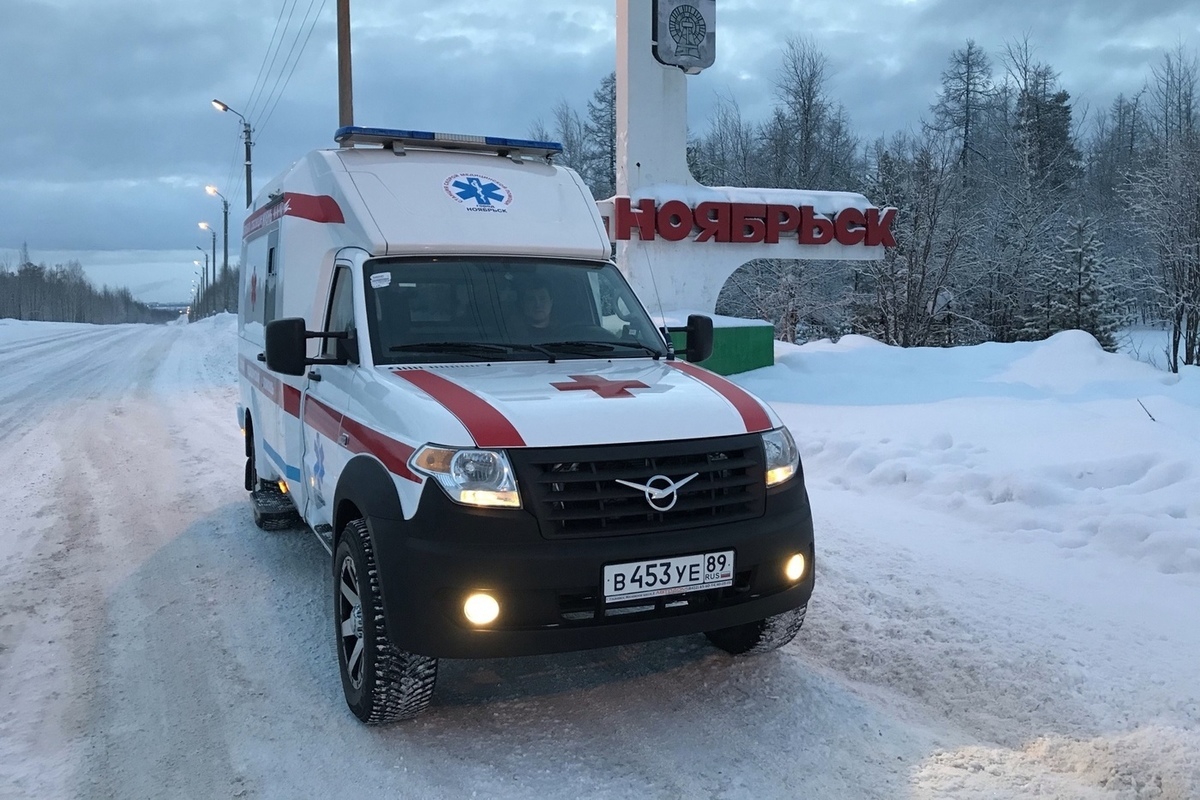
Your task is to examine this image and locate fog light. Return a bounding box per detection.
[277,480,288,494]
[463,593,500,626]
[785,553,807,582]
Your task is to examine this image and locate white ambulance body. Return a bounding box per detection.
[237,128,814,723]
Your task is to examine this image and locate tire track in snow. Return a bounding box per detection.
[0,323,246,799]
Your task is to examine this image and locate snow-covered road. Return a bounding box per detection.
[1,316,1197,799]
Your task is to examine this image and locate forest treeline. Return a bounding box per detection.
[535,37,1200,372]
[0,248,178,325]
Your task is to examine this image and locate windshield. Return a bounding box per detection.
[363,257,668,365]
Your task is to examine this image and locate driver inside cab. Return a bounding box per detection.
[517,278,554,333]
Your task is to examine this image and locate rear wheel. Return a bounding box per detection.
[335,518,438,723]
[704,604,807,656]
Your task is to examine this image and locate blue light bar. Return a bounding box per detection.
[334,126,563,159]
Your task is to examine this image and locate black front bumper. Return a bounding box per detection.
[366,477,815,659]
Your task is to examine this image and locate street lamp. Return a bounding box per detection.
[212,99,254,208]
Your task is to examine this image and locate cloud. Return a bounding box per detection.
[1,0,1197,302]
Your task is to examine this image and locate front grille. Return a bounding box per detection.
[510,434,765,538]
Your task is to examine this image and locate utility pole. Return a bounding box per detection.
[210,229,217,312]
[337,0,354,143]
[222,198,230,310]
[241,120,252,208]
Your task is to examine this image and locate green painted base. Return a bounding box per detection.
[670,321,775,375]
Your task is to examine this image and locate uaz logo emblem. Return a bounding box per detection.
[444,173,512,212]
[615,473,699,511]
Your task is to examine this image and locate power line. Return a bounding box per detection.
[248,0,304,123]
[212,0,330,212]
[258,0,330,138]
[244,0,293,123]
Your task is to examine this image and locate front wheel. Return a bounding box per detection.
[704,604,807,656]
[335,518,438,723]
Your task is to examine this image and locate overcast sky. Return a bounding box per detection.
[2,0,1198,303]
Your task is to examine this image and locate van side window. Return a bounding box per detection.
[324,267,355,358]
[263,245,277,325]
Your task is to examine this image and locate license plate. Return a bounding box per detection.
[603,550,734,603]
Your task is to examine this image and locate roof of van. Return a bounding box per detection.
[253,139,611,262]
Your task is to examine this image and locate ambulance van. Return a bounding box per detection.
[237,127,815,723]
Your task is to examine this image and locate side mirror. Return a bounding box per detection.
[264,318,308,376]
[685,314,714,363]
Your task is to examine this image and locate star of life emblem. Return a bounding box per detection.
[309,434,328,509]
[444,174,512,213]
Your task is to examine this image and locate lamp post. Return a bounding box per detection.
[207,185,232,311]
[199,223,216,316]
[194,249,208,316]
[205,185,231,286]
[212,99,254,208]
[190,270,200,321]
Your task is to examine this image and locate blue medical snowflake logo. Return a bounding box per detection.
[444,173,512,211]
[313,435,326,492]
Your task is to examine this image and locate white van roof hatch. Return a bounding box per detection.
[333,126,564,163]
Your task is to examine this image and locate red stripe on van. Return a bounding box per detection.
[240,357,282,406]
[282,384,301,418]
[668,361,773,433]
[302,395,343,441]
[243,192,345,239]
[306,396,420,482]
[340,415,420,482]
[392,369,526,448]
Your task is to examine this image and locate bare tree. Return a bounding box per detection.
[931,39,995,174]
[692,94,756,186]
[774,37,831,188]
[583,72,617,199]
[855,131,980,346]
[1124,46,1200,370]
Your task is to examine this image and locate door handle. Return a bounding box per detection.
[338,432,349,446]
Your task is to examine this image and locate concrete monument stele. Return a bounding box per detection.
[604,0,896,373]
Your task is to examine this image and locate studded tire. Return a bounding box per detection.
[704,604,807,656]
[334,518,438,723]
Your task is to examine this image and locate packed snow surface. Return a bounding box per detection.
[0,315,1197,799]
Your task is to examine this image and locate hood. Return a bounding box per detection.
[372,359,779,449]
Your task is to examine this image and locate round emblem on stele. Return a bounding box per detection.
[669,4,706,52]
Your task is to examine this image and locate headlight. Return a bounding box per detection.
[410,445,521,508]
[763,427,799,487]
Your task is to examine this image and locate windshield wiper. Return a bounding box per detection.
[389,341,558,363]
[390,341,514,357]
[540,340,664,359]
[505,343,557,363]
